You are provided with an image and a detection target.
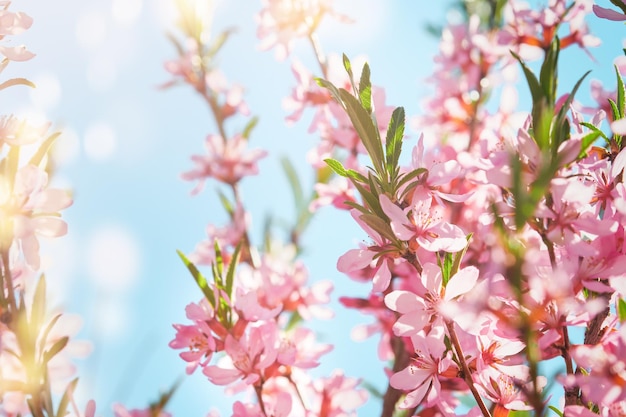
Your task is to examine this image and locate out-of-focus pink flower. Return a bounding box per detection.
[390,327,455,409]
[0,164,73,270]
[113,404,172,417]
[203,322,279,386]
[181,134,267,192]
[593,2,626,21]
[0,116,50,147]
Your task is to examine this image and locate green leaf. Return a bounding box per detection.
[282,157,304,212]
[0,77,36,91]
[552,71,591,150]
[56,378,78,417]
[359,213,398,243]
[385,107,405,177]
[29,132,61,168]
[451,234,472,277]
[225,242,242,300]
[177,250,215,308]
[548,406,564,417]
[616,64,625,119]
[610,0,626,16]
[30,275,47,332]
[342,53,358,96]
[207,28,235,58]
[324,158,348,177]
[315,78,343,105]
[339,89,385,175]
[241,116,259,139]
[539,38,560,105]
[511,51,543,106]
[578,130,602,159]
[217,189,234,217]
[396,168,427,189]
[352,180,382,216]
[618,298,626,323]
[358,62,372,113]
[213,240,224,277]
[579,121,609,143]
[39,314,63,358]
[346,169,367,183]
[610,98,621,123]
[43,336,69,364]
[439,252,454,287]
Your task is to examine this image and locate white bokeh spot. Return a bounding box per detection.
[112,0,143,25]
[86,226,141,293]
[76,11,107,50]
[53,128,80,165]
[29,73,62,110]
[84,122,117,161]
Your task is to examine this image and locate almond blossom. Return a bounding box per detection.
[181,134,267,192]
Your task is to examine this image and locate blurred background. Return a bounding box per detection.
[0,0,623,415]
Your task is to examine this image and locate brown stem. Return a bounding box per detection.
[562,326,580,406]
[307,33,328,79]
[381,334,410,417]
[1,250,17,313]
[444,320,492,417]
[254,384,268,417]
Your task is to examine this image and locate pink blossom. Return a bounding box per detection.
[181,134,267,191]
[203,322,279,386]
[593,2,626,21]
[385,262,479,336]
[113,404,172,417]
[0,164,72,270]
[380,193,467,253]
[389,327,455,409]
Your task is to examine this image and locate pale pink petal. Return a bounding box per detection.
[611,118,626,135]
[337,248,374,272]
[372,260,392,292]
[385,290,422,314]
[0,45,35,61]
[444,266,479,300]
[379,194,414,240]
[593,4,626,20]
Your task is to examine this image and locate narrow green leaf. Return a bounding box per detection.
[177,250,215,308]
[56,378,80,417]
[616,64,625,119]
[282,157,304,211]
[578,130,602,159]
[43,336,69,364]
[0,77,36,91]
[343,201,369,214]
[352,181,381,215]
[339,89,385,175]
[618,298,626,323]
[315,78,343,106]
[396,168,427,189]
[579,122,609,142]
[359,213,398,243]
[31,275,47,332]
[225,242,242,300]
[511,51,543,105]
[610,0,626,16]
[324,158,348,177]
[553,71,591,148]
[39,314,63,357]
[213,240,224,277]
[548,406,564,417]
[439,252,454,287]
[29,132,61,168]
[241,116,258,139]
[539,38,559,105]
[208,28,235,58]
[286,311,303,331]
[385,107,406,176]
[609,98,621,122]
[342,53,358,96]
[358,62,372,113]
[217,189,234,217]
[346,169,367,183]
[451,234,473,277]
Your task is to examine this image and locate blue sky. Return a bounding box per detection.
[2,0,624,415]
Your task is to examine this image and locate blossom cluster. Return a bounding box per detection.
[161,0,626,416]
